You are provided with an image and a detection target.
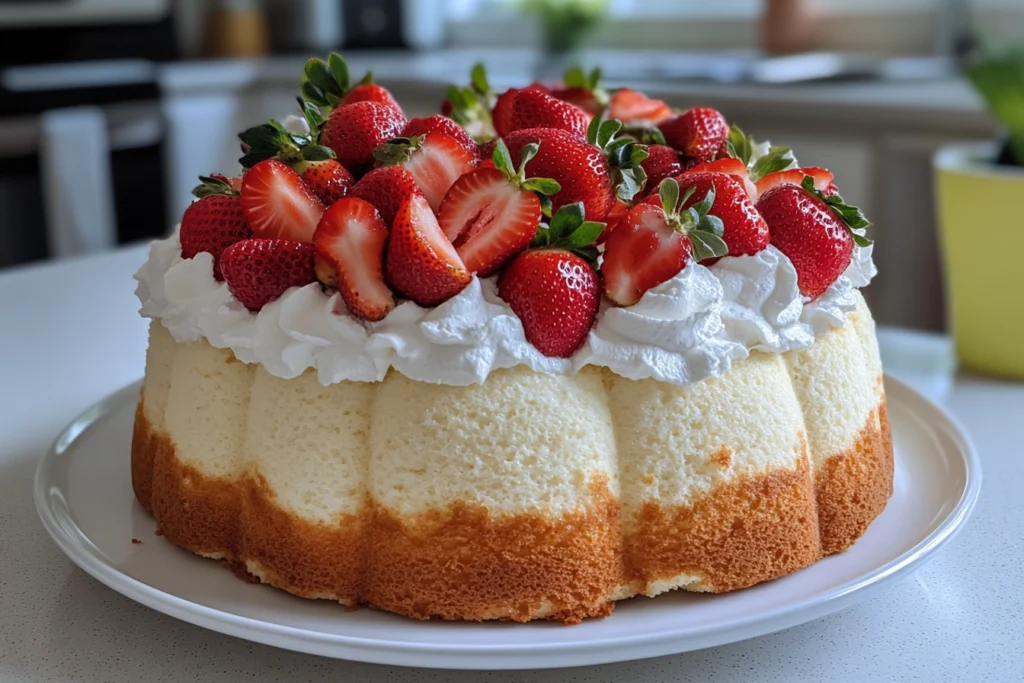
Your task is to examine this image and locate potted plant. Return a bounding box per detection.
[935,46,1024,379]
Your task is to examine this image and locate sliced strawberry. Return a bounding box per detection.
[180,176,252,280]
[605,178,729,305]
[402,114,478,158]
[220,238,316,310]
[437,140,558,275]
[386,193,471,306]
[295,158,354,205]
[509,88,590,137]
[313,197,394,321]
[607,88,672,125]
[658,107,729,162]
[349,165,423,227]
[241,160,325,243]
[374,132,477,212]
[686,157,757,200]
[754,166,834,199]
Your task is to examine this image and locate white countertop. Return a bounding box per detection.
[1,246,1021,682]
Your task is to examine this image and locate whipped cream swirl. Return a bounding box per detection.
[135,229,875,387]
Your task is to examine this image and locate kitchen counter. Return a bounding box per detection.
[1,245,1022,682]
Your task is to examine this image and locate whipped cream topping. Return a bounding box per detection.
[135,230,875,387]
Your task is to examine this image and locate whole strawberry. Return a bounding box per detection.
[658,107,729,162]
[220,238,316,310]
[660,171,769,259]
[350,165,423,226]
[321,101,406,174]
[504,119,648,222]
[605,178,728,306]
[295,158,354,205]
[640,145,686,193]
[757,176,871,300]
[299,52,403,116]
[402,114,478,158]
[492,82,547,138]
[498,203,604,358]
[179,176,252,280]
[509,89,590,137]
[341,83,403,115]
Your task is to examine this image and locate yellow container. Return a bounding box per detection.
[935,142,1024,379]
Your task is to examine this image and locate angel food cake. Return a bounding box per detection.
[131,55,893,623]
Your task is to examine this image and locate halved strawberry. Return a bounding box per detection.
[349,165,423,227]
[313,197,394,321]
[686,157,757,200]
[180,175,252,280]
[604,178,727,306]
[220,238,316,310]
[374,132,477,212]
[607,88,672,126]
[658,107,729,162]
[240,159,325,243]
[497,203,603,357]
[437,139,559,275]
[295,158,354,205]
[386,193,471,306]
[755,167,835,199]
[509,88,590,137]
[402,114,478,158]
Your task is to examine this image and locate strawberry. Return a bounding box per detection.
[598,198,631,244]
[607,88,672,126]
[373,132,477,212]
[503,119,648,222]
[340,83,403,116]
[509,88,590,137]
[443,63,500,140]
[658,107,729,162]
[640,145,686,193]
[660,171,769,259]
[549,66,607,116]
[295,158,354,205]
[497,203,603,357]
[437,139,560,275]
[241,160,326,243]
[320,101,406,174]
[758,176,871,300]
[210,174,243,191]
[686,157,757,200]
[755,166,834,199]
[349,165,423,227]
[386,193,471,306]
[492,82,547,137]
[313,197,395,321]
[605,178,728,306]
[179,176,252,280]
[402,114,478,158]
[220,238,316,311]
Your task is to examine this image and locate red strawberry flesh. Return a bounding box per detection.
[602,203,690,306]
[241,159,325,244]
[386,193,471,306]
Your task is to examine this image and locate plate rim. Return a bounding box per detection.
[34,375,982,669]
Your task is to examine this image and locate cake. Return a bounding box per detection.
[131,55,893,623]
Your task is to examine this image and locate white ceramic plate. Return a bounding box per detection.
[35,376,980,670]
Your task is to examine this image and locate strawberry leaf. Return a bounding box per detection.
[693,186,716,216]
[800,175,873,244]
[516,141,540,174]
[566,220,604,248]
[300,80,329,109]
[690,230,728,262]
[522,177,561,195]
[297,97,324,132]
[470,62,490,97]
[563,65,587,88]
[303,58,344,105]
[725,125,754,165]
[614,166,647,203]
[327,53,350,93]
[597,119,621,149]
[492,138,516,177]
[586,114,602,145]
[357,70,374,86]
[748,145,793,182]
[372,136,419,165]
[539,194,553,218]
[659,177,680,215]
[549,202,586,241]
[301,144,336,162]
[192,175,239,198]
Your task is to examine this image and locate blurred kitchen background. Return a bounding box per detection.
[0,0,1021,332]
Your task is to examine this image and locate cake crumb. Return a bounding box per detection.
[131,538,142,545]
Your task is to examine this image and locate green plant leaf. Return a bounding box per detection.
[614,167,647,202]
[659,177,679,215]
[694,187,716,216]
[538,194,553,218]
[297,97,324,131]
[689,230,729,261]
[192,175,239,198]
[549,202,586,241]
[725,124,754,165]
[357,70,374,86]
[801,175,874,244]
[516,141,540,175]
[300,81,329,108]
[522,177,561,195]
[586,114,603,145]
[327,53,350,93]
[301,145,336,161]
[597,119,622,149]
[563,65,586,88]
[749,146,793,182]
[697,214,725,236]
[531,223,552,247]
[304,58,342,98]
[566,220,605,248]
[492,138,515,177]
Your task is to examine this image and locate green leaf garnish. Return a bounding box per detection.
[725,125,754,165]
[192,175,239,198]
[690,230,729,261]
[749,145,793,182]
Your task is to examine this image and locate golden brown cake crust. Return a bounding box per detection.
[624,439,822,593]
[129,391,895,622]
[366,477,622,624]
[815,398,894,555]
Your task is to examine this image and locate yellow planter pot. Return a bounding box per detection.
[935,142,1024,379]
